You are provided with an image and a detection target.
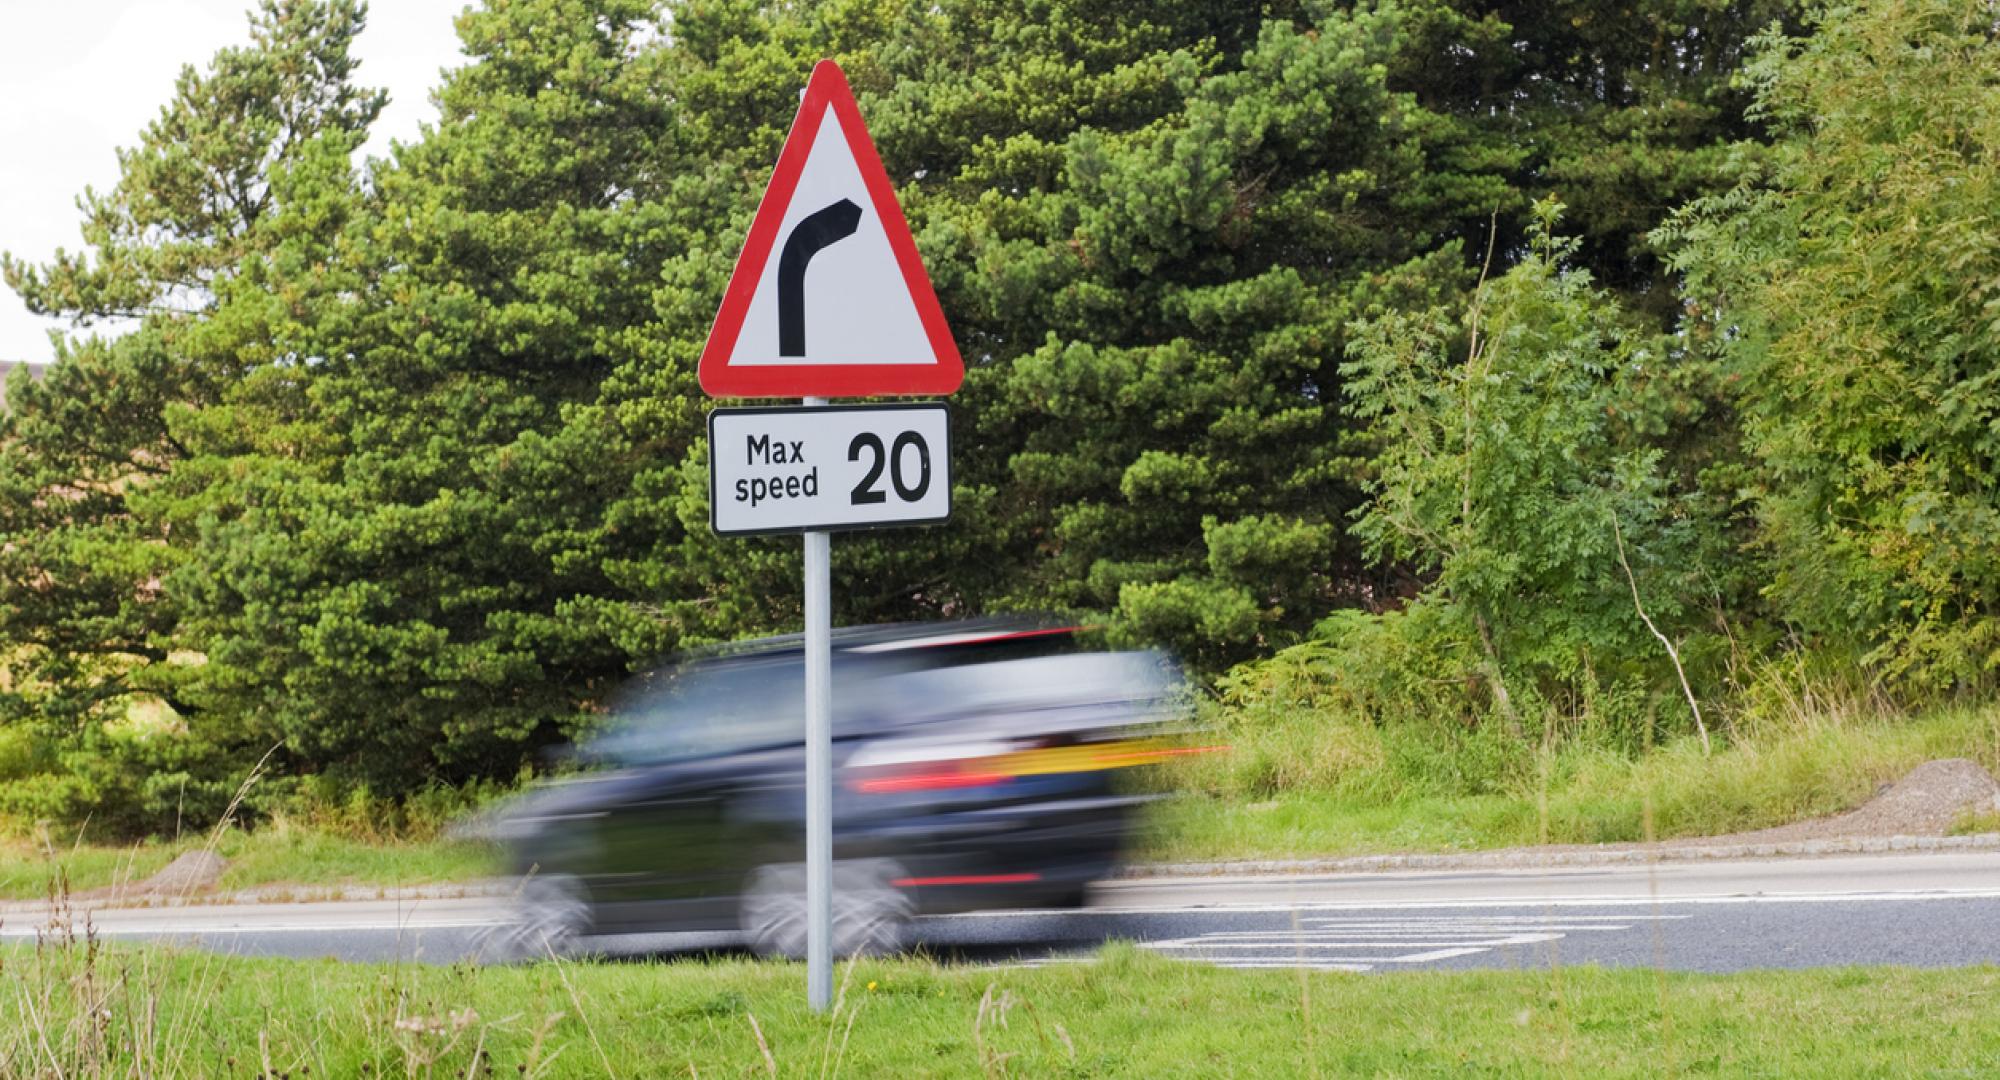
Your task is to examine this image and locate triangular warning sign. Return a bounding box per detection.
[698,60,963,399]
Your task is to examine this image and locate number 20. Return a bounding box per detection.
[849,431,931,505]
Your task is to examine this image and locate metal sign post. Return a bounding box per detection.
[801,395,833,1011]
[704,404,953,1016]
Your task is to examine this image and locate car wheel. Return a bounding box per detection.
[740,859,911,959]
[480,873,592,963]
[832,859,914,957]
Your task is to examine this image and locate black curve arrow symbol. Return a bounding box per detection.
[777,198,863,357]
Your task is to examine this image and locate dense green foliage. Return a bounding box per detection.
[1659,0,2000,688]
[2,0,1994,834]
[0,0,387,827]
[1342,200,1713,742]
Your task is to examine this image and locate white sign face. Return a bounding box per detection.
[709,404,951,536]
[726,107,937,369]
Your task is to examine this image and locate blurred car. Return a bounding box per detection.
[478,617,1190,959]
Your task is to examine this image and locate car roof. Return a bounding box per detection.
[674,615,1084,664]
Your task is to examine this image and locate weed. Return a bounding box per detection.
[1951,808,2000,836]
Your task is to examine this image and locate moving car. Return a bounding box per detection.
[478,618,1188,958]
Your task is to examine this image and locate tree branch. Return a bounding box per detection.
[1471,610,1525,740]
[1461,209,1500,525]
[1611,513,1710,755]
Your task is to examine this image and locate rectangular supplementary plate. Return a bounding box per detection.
[708,403,951,536]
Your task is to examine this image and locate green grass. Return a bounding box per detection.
[1144,703,2000,862]
[5,939,1997,1077]
[0,825,497,902]
[11,703,1997,899]
[1146,791,1550,861]
[1953,809,2000,836]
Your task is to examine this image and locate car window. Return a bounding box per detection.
[591,660,806,763]
[880,650,1181,727]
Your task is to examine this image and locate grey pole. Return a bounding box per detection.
[802,395,834,1011]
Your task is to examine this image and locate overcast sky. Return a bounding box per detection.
[0,0,470,364]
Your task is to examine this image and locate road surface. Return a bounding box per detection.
[5,850,1998,973]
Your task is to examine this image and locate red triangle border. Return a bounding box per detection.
[698,60,963,399]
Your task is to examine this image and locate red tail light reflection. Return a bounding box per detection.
[852,769,1011,793]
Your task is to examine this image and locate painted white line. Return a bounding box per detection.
[1144,934,1563,951]
[993,956,1093,968]
[1196,961,1375,972]
[1287,925,1639,933]
[1274,929,1623,936]
[0,912,1692,939]
[927,888,2000,919]
[1179,929,1627,940]
[0,919,497,938]
[1375,947,1492,963]
[1305,914,1691,924]
[1269,890,2000,911]
[1134,909,1682,972]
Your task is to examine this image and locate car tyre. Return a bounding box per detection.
[480,872,592,963]
[740,859,911,959]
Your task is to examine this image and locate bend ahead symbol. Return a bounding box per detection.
[777,199,863,356]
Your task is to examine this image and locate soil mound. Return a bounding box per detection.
[1726,758,2000,844]
[142,850,227,895]
[65,849,230,902]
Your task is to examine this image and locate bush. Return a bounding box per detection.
[1182,605,1539,802]
[1657,0,2000,691]
[0,702,523,843]
[1341,202,1729,749]
[268,773,519,843]
[0,721,244,839]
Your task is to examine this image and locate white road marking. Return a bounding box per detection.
[1369,947,1494,963]
[1147,933,1565,948]
[1003,956,1376,972]
[0,918,497,938]
[1279,890,2000,910]
[1184,961,1375,971]
[926,887,2000,919]
[1304,914,1688,924]
[1134,914,1673,971]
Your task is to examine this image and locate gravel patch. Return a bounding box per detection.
[61,849,230,905]
[1725,758,1999,842]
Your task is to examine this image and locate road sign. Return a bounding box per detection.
[709,404,950,536]
[698,60,963,399]
[698,60,962,1016]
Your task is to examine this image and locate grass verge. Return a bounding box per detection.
[2,937,1996,1077]
[1144,703,2000,862]
[13,703,1999,898]
[0,825,496,902]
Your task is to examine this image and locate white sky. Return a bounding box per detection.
[0,0,470,364]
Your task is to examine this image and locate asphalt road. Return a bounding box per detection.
[6,850,1998,973]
